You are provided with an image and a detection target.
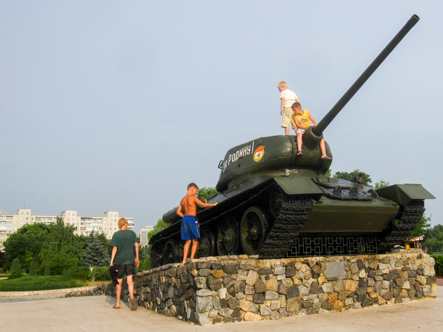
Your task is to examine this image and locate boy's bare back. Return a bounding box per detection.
[179,195,200,216]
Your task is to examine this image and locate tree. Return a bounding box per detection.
[148,219,169,242]
[9,258,22,279]
[423,224,443,252]
[197,187,218,198]
[38,218,83,275]
[333,169,372,185]
[29,261,37,276]
[410,215,431,239]
[375,179,390,189]
[96,232,111,256]
[0,251,5,271]
[49,217,85,256]
[62,269,72,281]
[3,217,86,275]
[138,251,151,272]
[139,246,150,261]
[3,223,51,271]
[44,263,50,276]
[81,232,110,267]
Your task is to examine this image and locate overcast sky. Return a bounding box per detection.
[1,1,442,234]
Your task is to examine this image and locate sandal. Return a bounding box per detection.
[113,305,120,309]
[130,298,138,311]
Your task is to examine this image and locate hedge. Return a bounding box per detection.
[430,254,443,276]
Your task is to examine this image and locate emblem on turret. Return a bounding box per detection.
[253,145,265,162]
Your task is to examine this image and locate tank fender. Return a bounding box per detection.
[274,174,324,196]
[376,184,435,206]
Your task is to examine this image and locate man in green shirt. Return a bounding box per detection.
[110,218,139,310]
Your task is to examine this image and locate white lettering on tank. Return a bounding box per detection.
[222,142,255,173]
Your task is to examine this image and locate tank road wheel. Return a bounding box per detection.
[198,228,216,258]
[217,216,240,255]
[269,186,284,218]
[162,239,179,265]
[240,207,267,255]
[150,243,163,268]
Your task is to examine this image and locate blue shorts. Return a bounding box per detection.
[181,215,200,240]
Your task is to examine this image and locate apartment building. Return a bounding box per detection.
[139,226,155,247]
[0,209,134,251]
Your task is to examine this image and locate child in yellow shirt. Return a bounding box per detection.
[292,102,332,159]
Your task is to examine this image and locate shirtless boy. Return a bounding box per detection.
[176,183,218,264]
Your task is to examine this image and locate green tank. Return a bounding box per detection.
[149,14,434,268]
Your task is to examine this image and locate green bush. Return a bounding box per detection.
[29,262,37,277]
[430,254,443,276]
[138,256,151,272]
[0,275,82,291]
[9,258,22,279]
[44,263,51,276]
[62,269,72,282]
[68,266,92,281]
[93,266,111,281]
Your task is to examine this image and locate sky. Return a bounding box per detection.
[1,1,442,234]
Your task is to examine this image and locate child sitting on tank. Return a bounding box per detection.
[176,183,218,264]
[292,102,332,160]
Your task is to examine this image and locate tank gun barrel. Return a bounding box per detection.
[313,14,420,136]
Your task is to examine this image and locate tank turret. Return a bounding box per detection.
[150,15,434,267]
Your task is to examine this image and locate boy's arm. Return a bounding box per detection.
[194,197,219,208]
[110,246,117,266]
[176,199,184,218]
[134,242,139,268]
[280,97,285,115]
[308,113,317,126]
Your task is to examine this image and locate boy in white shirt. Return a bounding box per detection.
[278,81,300,135]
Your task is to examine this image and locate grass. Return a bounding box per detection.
[0,275,85,292]
[84,280,109,287]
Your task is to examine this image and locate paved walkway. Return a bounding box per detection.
[0,287,442,332]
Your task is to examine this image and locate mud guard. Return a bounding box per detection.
[274,174,324,196]
[376,184,435,206]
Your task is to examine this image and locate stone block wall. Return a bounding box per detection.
[100,249,437,325]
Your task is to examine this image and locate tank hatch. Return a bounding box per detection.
[312,177,374,201]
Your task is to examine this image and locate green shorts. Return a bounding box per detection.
[114,264,136,279]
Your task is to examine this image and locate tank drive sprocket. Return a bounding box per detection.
[378,200,425,252]
[258,189,313,259]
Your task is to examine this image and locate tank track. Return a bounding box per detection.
[378,199,425,252]
[259,193,313,259]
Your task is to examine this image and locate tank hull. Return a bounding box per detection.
[149,164,434,267]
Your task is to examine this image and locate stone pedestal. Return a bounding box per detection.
[101,249,437,326]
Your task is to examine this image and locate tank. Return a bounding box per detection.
[149,14,435,268]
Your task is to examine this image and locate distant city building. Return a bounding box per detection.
[139,226,154,247]
[0,209,134,251]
